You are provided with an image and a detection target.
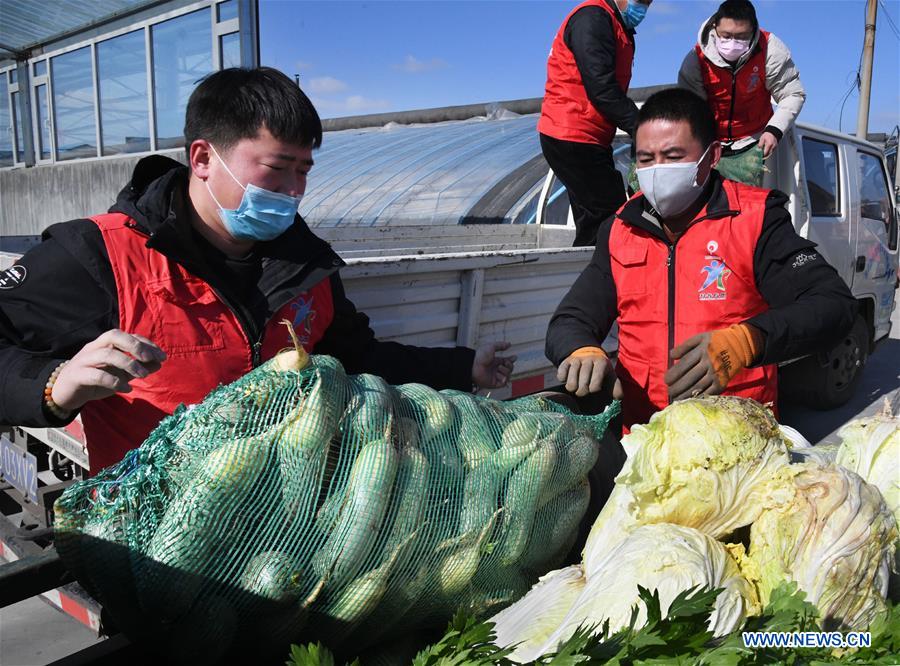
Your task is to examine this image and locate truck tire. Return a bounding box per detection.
[782,315,869,410]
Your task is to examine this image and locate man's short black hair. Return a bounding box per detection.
[637,88,717,148]
[184,67,322,156]
[713,0,759,31]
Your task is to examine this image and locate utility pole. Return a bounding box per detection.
[856,0,878,140]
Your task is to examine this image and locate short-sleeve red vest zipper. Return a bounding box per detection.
[79,213,335,472]
[696,31,773,141]
[538,0,634,146]
[609,180,777,429]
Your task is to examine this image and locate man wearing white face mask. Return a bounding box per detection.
[678,0,805,160]
[0,67,516,472]
[546,89,854,431]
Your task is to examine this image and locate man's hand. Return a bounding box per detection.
[665,333,720,401]
[758,131,778,158]
[557,347,622,398]
[51,329,167,412]
[472,341,516,389]
[665,324,763,401]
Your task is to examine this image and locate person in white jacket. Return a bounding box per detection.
[678,0,805,158]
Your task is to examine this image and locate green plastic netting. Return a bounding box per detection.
[715,145,766,187]
[625,144,766,194]
[53,348,618,664]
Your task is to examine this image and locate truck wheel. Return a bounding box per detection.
[784,316,869,410]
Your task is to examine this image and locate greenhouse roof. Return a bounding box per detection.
[301,111,547,227]
[0,0,157,58]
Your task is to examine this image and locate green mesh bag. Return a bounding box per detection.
[54,343,618,664]
[714,145,766,187]
[625,144,766,194]
[627,161,639,194]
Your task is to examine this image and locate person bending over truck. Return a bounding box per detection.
[546,88,854,431]
[677,0,805,184]
[0,67,515,472]
[539,0,653,246]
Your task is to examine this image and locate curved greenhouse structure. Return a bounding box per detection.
[301,95,646,228]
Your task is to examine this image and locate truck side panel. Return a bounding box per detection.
[340,247,603,398]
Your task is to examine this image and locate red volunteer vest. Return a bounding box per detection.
[538,0,634,146]
[609,180,778,430]
[80,213,334,473]
[696,31,773,141]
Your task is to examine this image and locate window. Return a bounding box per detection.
[98,30,150,155]
[52,47,98,160]
[11,91,23,162]
[859,152,897,251]
[3,4,245,166]
[35,84,51,160]
[543,176,572,225]
[802,138,840,216]
[152,9,213,149]
[220,32,241,69]
[0,77,12,167]
[217,0,238,22]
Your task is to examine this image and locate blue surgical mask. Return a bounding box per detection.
[205,144,302,242]
[622,0,648,30]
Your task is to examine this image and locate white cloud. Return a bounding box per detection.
[345,95,387,111]
[650,2,680,16]
[653,22,682,35]
[312,95,391,116]
[295,60,315,72]
[307,76,349,94]
[393,54,448,73]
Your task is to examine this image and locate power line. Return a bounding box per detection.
[824,69,859,128]
[830,1,879,132]
[838,74,861,133]
[879,0,900,39]
[825,11,866,132]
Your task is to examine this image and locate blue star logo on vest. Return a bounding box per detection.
[746,66,761,93]
[699,251,731,301]
[289,295,317,346]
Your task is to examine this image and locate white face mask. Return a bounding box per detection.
[636,144,714,219]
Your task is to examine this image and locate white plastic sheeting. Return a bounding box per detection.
[301,113,542,227]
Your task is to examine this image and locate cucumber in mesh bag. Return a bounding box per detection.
[53,333,619,662]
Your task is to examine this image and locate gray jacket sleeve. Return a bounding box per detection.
[764,33,806,135]
[677,49,708,100]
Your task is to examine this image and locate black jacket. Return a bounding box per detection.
[546,171,858,366]
[565,0,639,136]
[0,156,475,428]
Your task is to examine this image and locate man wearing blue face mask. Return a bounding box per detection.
[546,88,854,431]
[0,67,516,472]
[539,0,653,246]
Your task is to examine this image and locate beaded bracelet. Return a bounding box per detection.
[44,360,71,420]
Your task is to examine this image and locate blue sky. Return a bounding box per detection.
[260,0,900,134]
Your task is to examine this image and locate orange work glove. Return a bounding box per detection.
[557,346,622,398]
[664,324,764,401]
